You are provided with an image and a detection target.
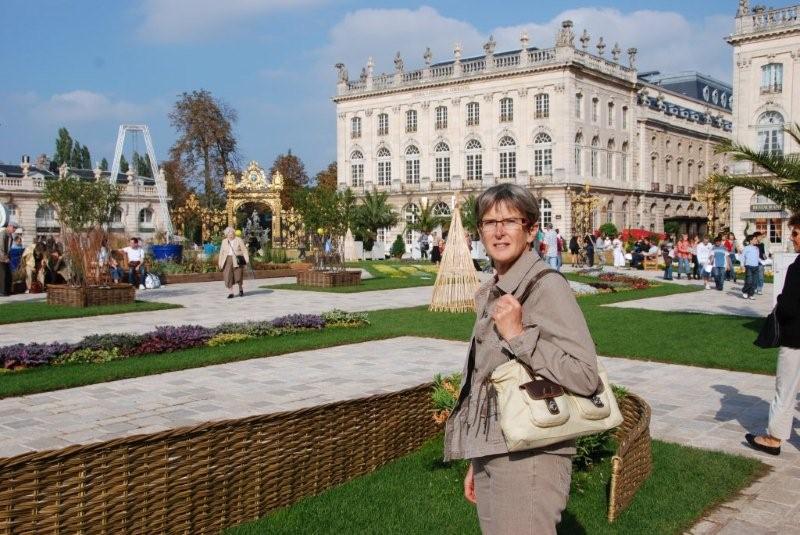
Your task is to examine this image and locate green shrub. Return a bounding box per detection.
[207,333,254,347]
[598,222,618,238]
[431,372,462,425]
[321,309,370,328]
[390,235,406,259]
[214,321,279,338]
[54,347,124,365]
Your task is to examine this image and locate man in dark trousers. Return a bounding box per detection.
[0,219,19,296]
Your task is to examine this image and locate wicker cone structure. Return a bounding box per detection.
[429,208,480,312]
[608,392,653,522]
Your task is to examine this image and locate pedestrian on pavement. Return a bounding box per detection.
[741,234,761,299]
[612,234,625,268]
[755,232,768,295]
[662,241,674,280]
[676,234,691,280]
[746,213,800,456]
[218,226,249,299]
[445,182,599,534]
[569,236,580,267]
[690,236,701,280]
[711,236,729,291]
[543,223,559,271]
[0,219,18,296]
[584,234,595,267]
[697,236,713,290]
[725,233,738,283]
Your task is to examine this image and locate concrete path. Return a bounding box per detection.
[0,280,433,346]
[606,284,774,318]
[0,336,797,532]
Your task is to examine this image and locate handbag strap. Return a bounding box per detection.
[516,268,564,306]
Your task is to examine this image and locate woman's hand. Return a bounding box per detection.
[464,463,477,504]
[491,294,524,341]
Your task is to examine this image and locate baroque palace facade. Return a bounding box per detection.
[0,154,169,243]
[728,1,800,251]
[333,20,733,247]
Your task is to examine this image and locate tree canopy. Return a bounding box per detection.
[269,150,309,208]
[41,175,120,233]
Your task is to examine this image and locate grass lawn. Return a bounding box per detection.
[0,300,181,325]
[268,261,437,293]
[226,435,767,535]
[0,282,777,398]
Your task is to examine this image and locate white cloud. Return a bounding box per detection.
[29,90,149,124]
[137,0,328,43]
[322,6,733,83]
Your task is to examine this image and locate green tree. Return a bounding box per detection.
[407,200,450,234]
[269,150,309,208]
[162,157,191,208]
[354,189,399,251]
[131,151,153,177]
[293,186,355,240]
[390,234,406,258]
[168,89,239,208]
[119,154,129,173]
[99,158,109,171]
[53,127,73,167]
[70,142,83,168]
[599,222,619,238]
[80,145,91,169]
[460,194,478,237]
[315,161,338,191]
[713,123,800,212]
[41,175,120,232]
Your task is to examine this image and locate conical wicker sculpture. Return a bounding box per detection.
[430,207,481,312]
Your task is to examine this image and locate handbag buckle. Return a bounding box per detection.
[591,395,604,408]
[546,398,560,415]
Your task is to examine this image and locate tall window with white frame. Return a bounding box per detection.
[761,63,783,93]
[500,97,514,122]
[575,93,583,119]
[405,145,420,184]
[404,203,419,245]
[534,93,549,119]
[606,139,615,180]
[377,113,389,136]
[621,142,628,181]
[539,198,552,228]
[574,133,583,176]
[665,157,672,187]
[376,147,391,186]
[434,142,451,182]
[498,136,517,179]
[651,154,658,186]
[607,102,614,128]
[435,106,448,130]
[591,97,599,123]
[406,110,417,133]
[466,102,479,126]
[686,161,693,187]
[590,136,599,178]
[676,159,683,188]
[465,139,483,181]
[621,106,628,129]
[758,111,784,155]
[533,133,552,176]
[351,117,361,139]
[350,150,364,187]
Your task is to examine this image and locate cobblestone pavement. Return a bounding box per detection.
[0,336,796,532]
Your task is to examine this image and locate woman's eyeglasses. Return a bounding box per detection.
[479,218,529,231]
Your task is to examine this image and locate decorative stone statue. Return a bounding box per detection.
[556,20,575,47]
[520,30,529,50]
[394,52,404,73]
[596,36,606,56]
[359,67,367,81]
[737,0,750,17]
[483,35,496,56]
[579,29,590,51]
[611,42,621,62]
[454,42,462,61]
[335,63,348,83]
[627,47,638,69]
[423,47,433,66]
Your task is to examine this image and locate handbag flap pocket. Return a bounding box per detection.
[523,378,570,427]
[570,372,613,420]
[520,379,564,400]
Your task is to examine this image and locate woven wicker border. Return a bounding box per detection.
[608,393,653,522]
[0,383,437,535]
[296,270,362,287]
[46,284,135,308]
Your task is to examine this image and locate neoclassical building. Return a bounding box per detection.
[0,154,170,243]
[727,1,799,251]
[333,20,733,249]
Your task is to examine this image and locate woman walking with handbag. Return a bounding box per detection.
[444,183,601,534]
[746,213,800,455]
[218,226,249,299]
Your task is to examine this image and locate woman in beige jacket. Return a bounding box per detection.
[444,183,599,534]
[218,226,250,298]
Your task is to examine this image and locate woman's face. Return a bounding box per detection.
[790,225,800,253]
[480,201,536,273]
[225,229,234,239]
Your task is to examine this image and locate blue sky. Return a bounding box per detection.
[0,0,739,176]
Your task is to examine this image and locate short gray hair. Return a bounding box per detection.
[475,183,540,227]
[223,226,235,237]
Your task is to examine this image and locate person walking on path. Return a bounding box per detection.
[741,235,761,300]
[542,223,559,271]
[0,220,18,296]
[755,232,769,295]
[745,213,800,456]
[662,241,675,280]
[697,236,713,290]
[218,226,249,299]
[444,183,599,534]
[690,236,702,280]
[711,236,729,291]
[725,233,738,283]
[612,235,625,268]
[569,236,580,267]
[676,234,691,280]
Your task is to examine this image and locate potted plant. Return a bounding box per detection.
[150,229,184,262]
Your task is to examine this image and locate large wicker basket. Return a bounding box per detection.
[46,283,135,308]
[608,392,653,522]
[296,269,361,287]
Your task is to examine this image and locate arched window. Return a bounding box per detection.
[435,106,448,130]
[405,145,420,184]
[534,94,549,119]
[350,150,364,187]
[590,136,599,177]
[533,133,552,176]
[676,158,684,187]
[498,136,516,179]
[665,156,672,185]
[434,142,450,182]
[622,106,628,129]
[432,201,451,217]
[649,203,657,231]
[377,147,392,186]
[406,110,417,133]
[466,102,480,126]
[539,198,552,228]
[621,200,629,228]
[138,208,154,229]
[758,111,784,155]
[607,102,614,127]
[404,203,420,245]
[500,97,514,122]
[574,133,583,175]
[575,93,583,119]
[650,153,658,183]
[111,207,124,228]
[465,139,483,181]
[350,117,361,139]
[620,142,628,181]
[377,113,389,136]
[697,162,705,183]
[606,200,614,224]
[606,139,615,180]
[591,97,599,122]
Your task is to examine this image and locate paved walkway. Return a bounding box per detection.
[0,280,433,345]
[606,284,774,318]
[1,336,797,532]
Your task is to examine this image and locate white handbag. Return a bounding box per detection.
[489,269,623,451]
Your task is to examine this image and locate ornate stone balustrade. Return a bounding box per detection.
[734,4,799,36]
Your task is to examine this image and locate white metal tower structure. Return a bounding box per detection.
[109,124,174,236]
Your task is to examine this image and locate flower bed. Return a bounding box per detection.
[0,310,368,371]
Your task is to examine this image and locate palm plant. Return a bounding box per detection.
[713,123,800,212]
[353,189,399,251]
[407,200,449,234]
[460,194,479,238]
